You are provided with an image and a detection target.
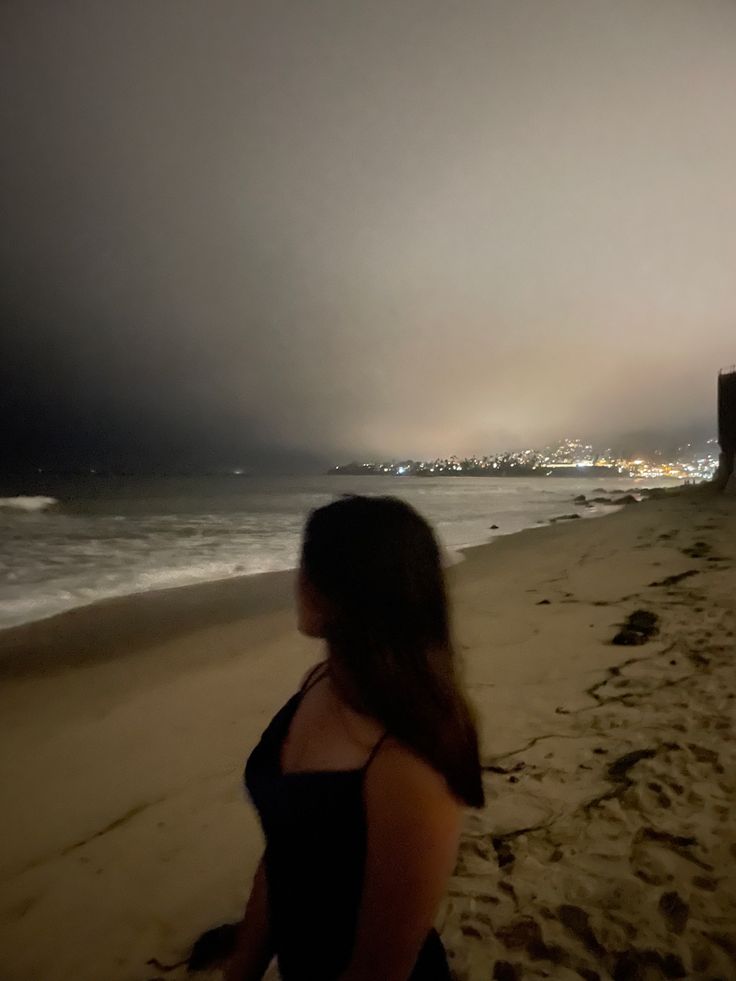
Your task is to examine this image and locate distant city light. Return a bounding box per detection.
[327,436,719,482]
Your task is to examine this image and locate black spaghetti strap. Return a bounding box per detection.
[363,731,389,771]
[299,661,330,694]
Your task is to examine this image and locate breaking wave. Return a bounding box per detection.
[0,496,59,512]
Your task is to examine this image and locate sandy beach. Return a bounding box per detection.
[0,487,734,981]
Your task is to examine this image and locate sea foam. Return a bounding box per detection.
[0,496,59,512]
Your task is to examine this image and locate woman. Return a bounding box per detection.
[225,494,485,981]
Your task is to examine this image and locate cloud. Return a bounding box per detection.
[1,0,734,469]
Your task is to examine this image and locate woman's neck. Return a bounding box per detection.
[324,651,369,718]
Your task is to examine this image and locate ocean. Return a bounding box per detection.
[0,474,680,630]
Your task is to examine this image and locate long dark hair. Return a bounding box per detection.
[301,494,484,809]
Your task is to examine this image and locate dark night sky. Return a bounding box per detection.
[2,1,735,471]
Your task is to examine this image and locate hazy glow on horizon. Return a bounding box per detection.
[1,1,735,469]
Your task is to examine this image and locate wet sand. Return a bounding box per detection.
[0,486,734,980]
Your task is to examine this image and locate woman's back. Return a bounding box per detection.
[244,662,452,980]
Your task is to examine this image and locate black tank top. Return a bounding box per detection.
[244,661,452,981]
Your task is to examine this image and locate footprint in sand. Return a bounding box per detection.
[658,890,689,934]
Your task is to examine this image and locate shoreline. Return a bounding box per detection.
[0,476,672,640]
[0,565,298,678]
[1,484,733,980]
[0,497,636,677]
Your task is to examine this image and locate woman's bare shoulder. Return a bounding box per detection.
[368,735,462,810]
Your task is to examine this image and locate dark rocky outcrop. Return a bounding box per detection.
[612,494,639,505]
[612,609,659,645]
